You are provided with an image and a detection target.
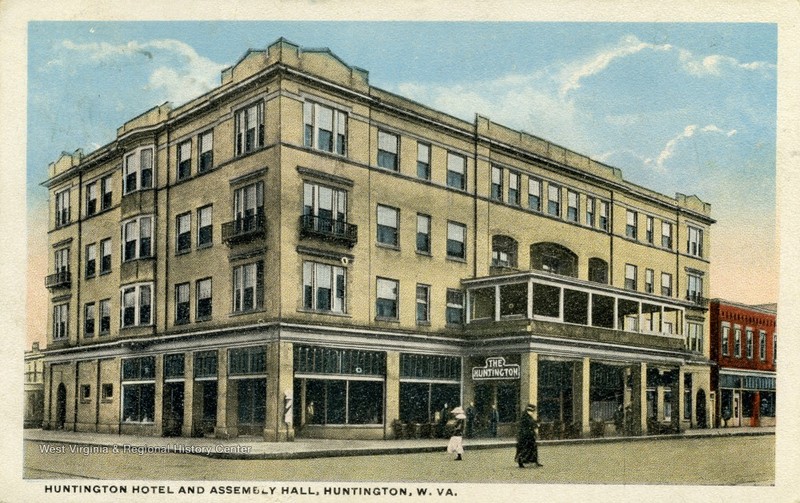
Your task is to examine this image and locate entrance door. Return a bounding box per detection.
[55,384,67,430]
[733,392,741,427]
[237,379,266,436]
[199,380,217,436]
[696,389,707,428]
[162,382,185,437]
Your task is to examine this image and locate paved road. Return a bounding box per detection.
[25,435,773,485]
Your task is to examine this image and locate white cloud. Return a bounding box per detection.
[646,124,737,173]
[678,48,774,76]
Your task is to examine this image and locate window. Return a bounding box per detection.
[198,130,214,173]
[196,278,212,320]
[759,330,767,360]
[528,177,541,211]
[85,243,96,278]
[599,200,609,231]
[304,101,347,155]
[303,182,347,235]
[447,221,466,260]
[177,140,192,180]
[176,213,191,253]
[55,248,69,273]
[121,283,152,328]
[232,261,263,313]
[734,326,742,358]
[417,142,430,180]
[662,222,673,249]
[229,347,266,375]
[55,189,70,227]
[99,299,111,335]
[687,273,703,302]
[773,335,777,362]
[586,196,595,227]
[547,184,561,217]
[377,131,399,171]
[416,284,430,323]
[164,354,185,379]
[53,303,68,340]
[746,328,754,359]
[492,235,518,268]
[508,172,520,205]
[687,226,704,257]
[491,166,503,200]
[377,205,399,247]
[197,205,213,247]
[588,258,608,284]
[86,182,97,216]
[645,268,654,294]
[446,290,464,324]
[233,182,264,231]
[567,190,579,222]
[121,357,155,423]
[626,210,637,239]
[447,152,466,190]
[123,146,153,194]
[122,216,152,261]
[625,264,637,290]
[688,322,703,352]
[175,283,190,325]
[84,302,95,337]
[721,324,730,356]
[376,278,399,319]
[100,238,111,274]
[101,384,113,400]
[303,262,346,314]
[80,384,91,401]
[101,175,113,210]
[416,214,431,254]
[531,242,578,277]
[661,273,672,297]
[645,216,654,244]
[235,101,264,156]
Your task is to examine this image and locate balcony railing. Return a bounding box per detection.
[45,271,71,289]
[299,214,358,247]
[685,292,708,307]
[222,213,266,245]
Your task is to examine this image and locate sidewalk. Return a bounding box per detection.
[23,426,774,460]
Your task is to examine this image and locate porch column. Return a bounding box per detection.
[519,352,538,413]
[181,352,195,437]
[215,348,233,439]
[631,362,647,435]
[152,355,164,436]
[461,356,475,411]
[42,363,52,430]
[385,351,400,439]
[264,341,294,442]
[572,357,591,436]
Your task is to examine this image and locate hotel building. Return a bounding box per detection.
[42,39,714,441]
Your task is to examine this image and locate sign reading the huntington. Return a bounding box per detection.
[471,357,520,380]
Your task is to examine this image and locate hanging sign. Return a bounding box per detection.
[471,357,520,380]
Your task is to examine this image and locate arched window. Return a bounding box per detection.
[491,235,518,269]
[588,258,609,284]
[530,242,578,277]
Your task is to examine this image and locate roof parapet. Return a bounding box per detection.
[48,149,83,179]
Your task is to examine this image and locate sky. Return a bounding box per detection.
[25,21,778,347]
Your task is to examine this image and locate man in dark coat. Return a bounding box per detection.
[515,403,542,468]
[466,402,476,438]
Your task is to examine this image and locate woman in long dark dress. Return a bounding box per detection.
[515,404,542,468]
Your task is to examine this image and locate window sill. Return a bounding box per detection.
[415,251,432,257]
[446,256,467,264]
[229,309,266,318]
[99,332,110,337]
[297,309,351,318]
[374,317,400,323]
[175,320,190,326]
[99,270,112,276]
[86,274,96,280]
[416,321,431,327]
[376,243,400,251]
[175,249,191,256]
[195,316,213,323]
[196,243,213,251]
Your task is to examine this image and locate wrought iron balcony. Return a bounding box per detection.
[299,214,358,247]
[45,271,71,289]
[221,213,266,245]
[685,292,708,307]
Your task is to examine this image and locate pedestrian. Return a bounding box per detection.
[515,403,542,468]
[438,403,449,438]
[613,404,624,434]
[447,409,466,460]
[466,402,476,438]
[489,404,500,437]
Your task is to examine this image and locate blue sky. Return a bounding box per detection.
[26,21,778,342]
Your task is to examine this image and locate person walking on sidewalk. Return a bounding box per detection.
[515,403,542,468]
[447,407,466,460]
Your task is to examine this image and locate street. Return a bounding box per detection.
[24,435,773,485]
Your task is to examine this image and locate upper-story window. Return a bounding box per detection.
[416,284,430,323]
[773,334,777,363]
[687,273,703,302]
[99,298,111,335]
[721,323,730,356]
[687,226,704,258]
[491,166,503,201]
[624,264,637,290]
[232,261,264,313]
[416,214,431,254]
[746,328,754,359]
[55,189,70,227]
[599,200,609,231]
[303,182,347,236]
[759,330,767,361]
[175,283,190,325]
[198,130,214,173]
[492,235,518,268]
[86,182,97,216]
[447,152,466,190]
[447,221,466,260]
[547,184,561,217]
[377,131,399,171]
[120,282,152,328]
[567,190,579,223]
[123,146,153,194]
[588,257,608,284]
[626,210,638,239]
[662,222,673,249]
[55,248,69,273]
[304,101,347,155]
[303,261,346,314]
[417,142,431,180]
[100,238,112,274]
[85,243,96,279]
[196,278,213,321]
[644,268,654,294]
[101,175,113,210]
[197,205,213,248]
[508,172,520,206]
[586,197,595,227]
[235,101,264,156]
[446,289,464,325]
[176,213,191,253]
[177,140,192,181]
[53,303,68,340]
[645,216,654,244]
[234,182,264,229]
[528,177,541,212]
[376,277,399,320]
[122,215,153,261]
[734,326,742,358]
[661,272,672,297]
[377,205,399,247]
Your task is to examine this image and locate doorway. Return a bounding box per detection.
[162,382,184,437]
[55,383,67,430]
[696,389,707,428]
[733,391,741,427]
[237,379,266,436]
